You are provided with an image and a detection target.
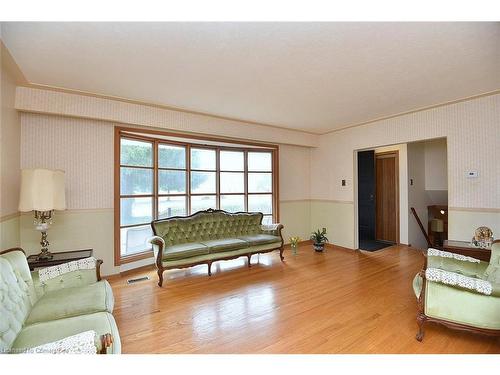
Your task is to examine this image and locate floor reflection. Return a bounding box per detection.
[191,285,276,339]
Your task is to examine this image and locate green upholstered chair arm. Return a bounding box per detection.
[426,250,488,278]
[490,240,500,265]
[491,282,500,297]
[31,259,103,296]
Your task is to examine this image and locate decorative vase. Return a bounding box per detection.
[313,243,324,252]
[291,244,298,255]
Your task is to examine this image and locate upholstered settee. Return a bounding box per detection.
[412,241,500,341]
[0,248,120,354]
[149,209,284,286]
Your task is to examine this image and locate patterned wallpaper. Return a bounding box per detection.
[310,94,500,209]
[20,114,312,210]
[16,87,318,147]
[18,90,500,210]
[21,113,115,209]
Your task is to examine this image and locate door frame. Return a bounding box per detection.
[374,150,400,244]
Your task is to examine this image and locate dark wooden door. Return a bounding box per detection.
[375,152,398,243]
[358,150,376,241]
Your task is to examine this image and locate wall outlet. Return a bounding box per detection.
[341,179,346,186]
[466,171,479,178]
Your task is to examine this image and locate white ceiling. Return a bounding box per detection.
[2,22,499,134]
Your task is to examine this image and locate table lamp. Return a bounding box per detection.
[431,218,444,247]
[18,168,66,260]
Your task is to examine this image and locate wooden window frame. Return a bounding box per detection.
[114,126,280,266]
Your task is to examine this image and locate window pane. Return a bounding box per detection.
[120,225,152,256]
[248,173,272,193]
[120,139,153,167]
[120,167,153,195]
[191,148,216,170]
[220,150,244,171]
[158,196,187,218]
[220,172,244,193]
[248,152,272,171]
[191,195,216,214]
[248,194,272,214]
[159,144,186,169]
[220,195,245,212]
[191,171,216,193]
[262,215,273,225]
[159,170,186,194]
[120,197,153,226]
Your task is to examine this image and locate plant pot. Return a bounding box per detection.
[313,243,325,252]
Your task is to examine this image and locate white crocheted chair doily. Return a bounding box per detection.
[427,248,480,263]
[24,330,97,354]
[425,267,492,295]
[38,257,97,283]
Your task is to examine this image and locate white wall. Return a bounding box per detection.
[425,138,448,191]
[0,42,22,249]
[311,93,500,249]
[407,141,430,249]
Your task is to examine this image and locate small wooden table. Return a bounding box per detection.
[27,249,93,271]
[443,240,491,262]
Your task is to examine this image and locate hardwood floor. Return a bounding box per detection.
[108,244,500,354]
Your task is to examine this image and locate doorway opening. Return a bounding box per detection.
[357,149,399,251]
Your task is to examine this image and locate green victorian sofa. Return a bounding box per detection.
[413,240,500,341]
[0,248,120,354]
[149,209,284,286]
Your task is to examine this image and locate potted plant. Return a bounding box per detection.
[310,228,328,252]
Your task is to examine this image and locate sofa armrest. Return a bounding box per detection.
[148,236,165,267]
[261,223,284,241]
[32,258,103,295]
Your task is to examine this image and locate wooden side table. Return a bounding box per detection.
[27,249,93,271]
[443,240,491,262]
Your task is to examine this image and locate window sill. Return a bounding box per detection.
[117,250,154,265]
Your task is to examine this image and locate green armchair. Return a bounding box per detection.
[0,248,120,354]
[413,240,500,341]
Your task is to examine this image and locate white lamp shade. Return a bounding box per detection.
[18,169,66,212]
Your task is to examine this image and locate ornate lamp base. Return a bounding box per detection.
[36,250,54,261]
[34,210,55,261]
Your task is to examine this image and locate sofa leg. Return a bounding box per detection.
[247,254,252,268]
[416,313,426,342]
[157,269,164,287]
[208,262,212,276]
[279,246,285,261]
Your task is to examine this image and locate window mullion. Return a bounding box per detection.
[153,140,159,220]
[216,148,220,209]
[187,144,191,214]
[244,151,248,211]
